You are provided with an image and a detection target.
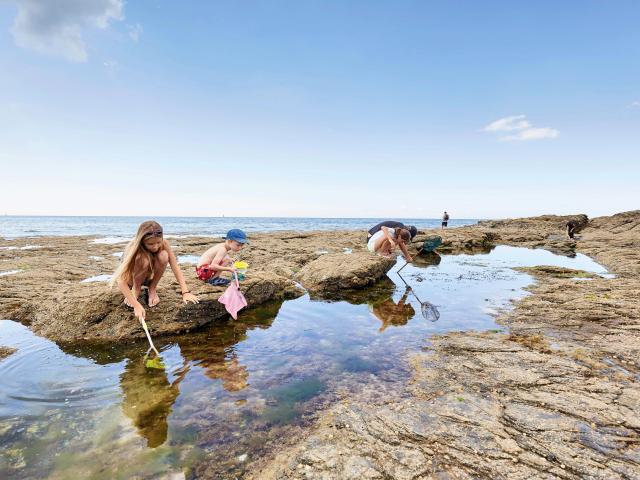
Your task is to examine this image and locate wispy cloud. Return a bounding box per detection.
[103,59,118,77]
[501,127,559,141]
[127,23,143,42]
[6,0,124,62]
[628,101,640,109]
[483,114,559,142]
[483,115,531,132]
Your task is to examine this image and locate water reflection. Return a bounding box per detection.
[368,286,416,332]
[412,251,442,267]
[120,358,189,448]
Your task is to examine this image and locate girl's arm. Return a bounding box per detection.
[381,226,397,247]
[165,242,199,304]
[398,241,412,262]
[117,277,146,320]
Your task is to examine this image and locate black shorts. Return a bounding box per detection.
[441,221,448,227]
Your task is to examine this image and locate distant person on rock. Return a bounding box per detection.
[367,224,413,262]
[196,229,248,287]
[441,211,450,230]
[109,220,199,322]
[566,220,579,239]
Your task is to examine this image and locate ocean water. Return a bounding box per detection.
[0,216,478,239]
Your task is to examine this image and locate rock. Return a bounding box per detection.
[295,252,396,295]
[0,346,16,362]
[33,271,302,342]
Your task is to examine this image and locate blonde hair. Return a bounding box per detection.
[109,220,164,287]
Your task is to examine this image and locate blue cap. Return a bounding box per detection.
[225,229,249,244]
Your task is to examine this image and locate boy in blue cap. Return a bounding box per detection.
[196,229,249,286]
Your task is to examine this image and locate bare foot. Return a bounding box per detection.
[148,289,160,307]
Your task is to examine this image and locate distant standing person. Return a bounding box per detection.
[566,220,578,239]
[441,211,450,230]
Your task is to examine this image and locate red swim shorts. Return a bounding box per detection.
[196,264,214,281]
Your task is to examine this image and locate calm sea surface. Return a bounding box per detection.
[0,216,479,239]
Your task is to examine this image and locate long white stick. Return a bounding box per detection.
[139,317,160,355]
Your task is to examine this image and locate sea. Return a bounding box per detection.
[0,216,479,239]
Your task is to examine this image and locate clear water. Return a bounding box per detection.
[0,246,610,479]
[0,216,478,239]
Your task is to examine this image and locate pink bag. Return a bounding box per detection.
[218,273,247,320]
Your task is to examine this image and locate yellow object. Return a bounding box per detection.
[145,356,165,370]
[233,261,248,270]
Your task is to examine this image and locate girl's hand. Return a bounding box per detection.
[182,292,199,304]
[134,302,146,321]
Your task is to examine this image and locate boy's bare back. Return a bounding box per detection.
[198,243,229,268]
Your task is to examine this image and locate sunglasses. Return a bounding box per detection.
[143,229,163,238]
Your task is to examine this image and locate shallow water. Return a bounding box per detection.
[0,270,23,277]
[0,246,610,479]
[80,274,113,283]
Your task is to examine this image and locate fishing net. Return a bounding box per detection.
[421,301,440,322]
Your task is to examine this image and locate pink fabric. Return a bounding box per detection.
[218,273,247,320]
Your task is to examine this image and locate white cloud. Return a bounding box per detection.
[6,0,124,62]
[127,23,143,42]
[483,114,559,142]
[501,127,559,142]
[629,101,640,109]
[483,115,531,132]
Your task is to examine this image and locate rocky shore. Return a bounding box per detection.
[1,212,638,479]
[243,211,640,479]
[0,230,392,343]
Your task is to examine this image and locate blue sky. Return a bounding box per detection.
[0,1,638,218]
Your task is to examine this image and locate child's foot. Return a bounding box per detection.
[148,289,160,307]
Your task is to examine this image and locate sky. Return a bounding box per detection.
[0,0,638,219]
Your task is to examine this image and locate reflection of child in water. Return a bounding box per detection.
[119,358,189,448]
[369,287,416,333]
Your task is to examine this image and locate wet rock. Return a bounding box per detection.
[32,272,302,343]
[295,252,396,295]
[0,346,16,362]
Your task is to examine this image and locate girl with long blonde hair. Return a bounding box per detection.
[110,221,198,321]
